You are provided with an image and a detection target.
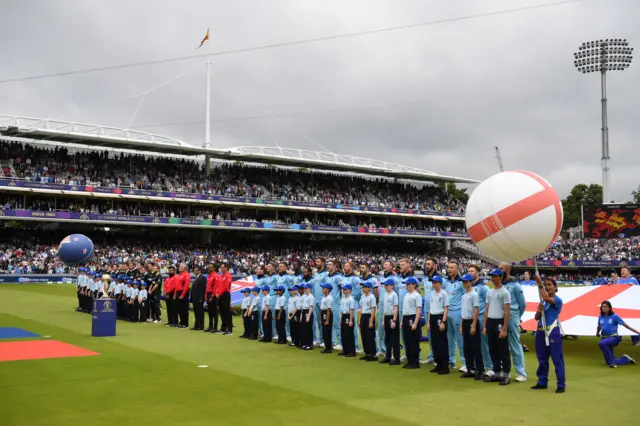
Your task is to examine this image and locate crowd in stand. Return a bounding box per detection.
[0,140,464,213]
[540,237,640,262]
[0,195,467,233]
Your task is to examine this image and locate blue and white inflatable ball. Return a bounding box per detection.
[58,234,94,266]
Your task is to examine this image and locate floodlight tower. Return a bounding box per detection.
[573,39,633,204]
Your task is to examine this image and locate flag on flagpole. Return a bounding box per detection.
[197,29,210,49]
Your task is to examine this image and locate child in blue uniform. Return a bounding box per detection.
[483,269,512,386]
[402,277,422,369]
[380,278,400,365]
[260,285,272,343]
[138,282,149,323]
[247,287,260,340]
[240,287,252,338]
[597,300,639,367]
[288,285,299,347]
[339,284,356,357]
[359,281,377,361]
[531,275,566,393]
[301,283,315,350]
[460,274,483,380]
[275,286,287,344]
[320,283,334,354]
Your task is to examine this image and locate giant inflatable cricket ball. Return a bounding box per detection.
[465,170,563,262]
[58,234,95,266]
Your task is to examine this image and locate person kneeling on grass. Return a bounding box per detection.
[597,301,639,368]
[531,274,565,393]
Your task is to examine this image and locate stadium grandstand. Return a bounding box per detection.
[0,116,638,283]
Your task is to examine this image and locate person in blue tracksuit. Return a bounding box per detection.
[422,257,440,364]
[596,300,640,367]
[325,260,343,348]
[376,260,398,356]
[275,262,293,339]
[520,271,536,286]
[531,274,566,393]
[265,263,279,338]
[313,258,329,346]
[469,264,492,376]
[500,262,528,382]
[616,267,640,346]
[342,262,362,352]
[592,271,608,286]
[254,265,268,337]
[443,261,465,371]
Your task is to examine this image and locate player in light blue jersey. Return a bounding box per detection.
[376,261,398,356]
[254,265,269,337]
[468,264,492,375]
[313,258,329,346]
[520,271,537,286]
[325,260,343,348]
[617,267,640,346]
[342,261,362,352]
[500,262,528,382]
[443,261,465,371]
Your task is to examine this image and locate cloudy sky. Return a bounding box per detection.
[0,0,637,202]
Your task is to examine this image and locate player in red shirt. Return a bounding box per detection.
[205,264,219,333]
[164,265,178,327]
[216,263,233,335]
[177,263,191,328]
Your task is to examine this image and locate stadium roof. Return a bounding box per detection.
[0,115,479,184]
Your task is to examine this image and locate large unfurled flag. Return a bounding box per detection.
[197,29,210,49]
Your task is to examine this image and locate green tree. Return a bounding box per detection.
[561,183,603,229]
[632,184,640,204]
[438,182,469,205]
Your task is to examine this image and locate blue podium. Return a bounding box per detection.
[92,298,117,337]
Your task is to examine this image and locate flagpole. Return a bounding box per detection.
[204,55,211,149]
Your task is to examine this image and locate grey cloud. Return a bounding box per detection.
[0,0,638,202]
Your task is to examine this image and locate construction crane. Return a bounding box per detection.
[494,146,504,172]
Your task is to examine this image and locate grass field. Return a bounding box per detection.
[1,284,639,426]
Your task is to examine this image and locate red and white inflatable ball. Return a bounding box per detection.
[465,170,563,262]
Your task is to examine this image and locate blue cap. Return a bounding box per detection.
[141,282,147,287]
[342,283,352,291]
[134,280,140,285]
[261,285,270,292]
[241,287,251,293]
[404,276,419,286]
[276,286,285,292]
[461,274,474,282]
[289,285,298,291]
[431,275,443,283]
[303,283,312,289]
[489,268,504,277]
[362,281,373,288]
[320,283,333,290]
[251,286,260,292]
[381,278,396,286]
